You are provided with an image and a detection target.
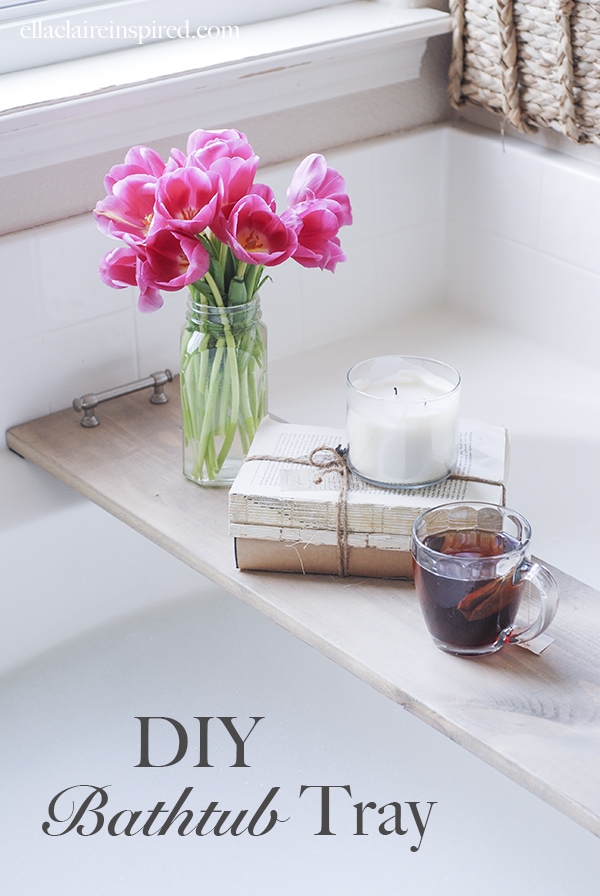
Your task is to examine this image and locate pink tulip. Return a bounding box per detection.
[222,194,298,266]
[186,128,255,161]
[284,201,347,272]
[165,130,253,172]
[140,229,210,292]
[153,166,222,236]
[211,179,277,243]
[96,129,352,312]
[104,145,166,193]
[208,155,260,207]
[166,129,254,174]
[287,153,352,227]
[185,129,259,207]
[99,245,164,312]
[94,174,157,244]
[99,245,139,288]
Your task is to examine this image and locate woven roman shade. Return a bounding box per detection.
[448,0,600,144]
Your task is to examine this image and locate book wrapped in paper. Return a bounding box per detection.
[229,418,509,579]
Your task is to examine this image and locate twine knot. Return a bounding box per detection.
[245,444,351,576]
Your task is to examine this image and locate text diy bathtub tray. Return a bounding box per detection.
[6,378,600,839]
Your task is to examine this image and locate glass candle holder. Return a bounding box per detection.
[346,355,461,488]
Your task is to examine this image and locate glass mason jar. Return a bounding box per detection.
[180,293,267,486]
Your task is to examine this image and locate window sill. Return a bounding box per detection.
[0,2,451,175]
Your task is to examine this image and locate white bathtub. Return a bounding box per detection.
[3,122,600,890]
[1,445,599,894]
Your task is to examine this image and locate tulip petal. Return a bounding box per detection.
[94,174,157,243]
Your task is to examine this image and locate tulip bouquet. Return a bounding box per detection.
[94,128,352,483]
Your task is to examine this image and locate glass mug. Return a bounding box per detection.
[411,502,559,656]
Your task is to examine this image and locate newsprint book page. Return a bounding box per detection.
[229,416,509,539]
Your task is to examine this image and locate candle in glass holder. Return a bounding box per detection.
[346,356,461,488]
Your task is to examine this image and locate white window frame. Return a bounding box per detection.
[0,0,350,73]
[0,2,451,178]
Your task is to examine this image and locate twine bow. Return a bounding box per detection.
[243,447,506,578]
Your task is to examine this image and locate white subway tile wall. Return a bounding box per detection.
[2,123,600,444]
[539,155,600,275]
[445,126,600,364]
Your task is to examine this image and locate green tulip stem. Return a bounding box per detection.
[180,260,266,483]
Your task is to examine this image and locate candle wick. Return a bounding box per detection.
[393,387,398,396]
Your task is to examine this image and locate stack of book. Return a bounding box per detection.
[229,417,509,579]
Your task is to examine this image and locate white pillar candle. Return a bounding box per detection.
[346,356,461,488]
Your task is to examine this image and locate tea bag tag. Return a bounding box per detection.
[518,633,554,655]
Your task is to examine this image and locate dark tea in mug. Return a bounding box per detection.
[413,529,523,651]
[411,502,559,657]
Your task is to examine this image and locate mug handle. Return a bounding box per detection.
[504,558,559,645]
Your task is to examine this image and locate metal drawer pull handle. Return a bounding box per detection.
[73,369,173,427]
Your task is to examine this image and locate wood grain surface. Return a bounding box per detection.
[6,378,600,837]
